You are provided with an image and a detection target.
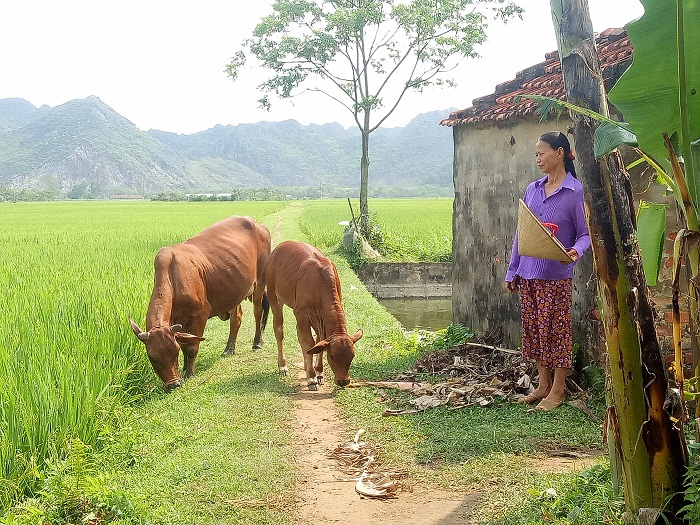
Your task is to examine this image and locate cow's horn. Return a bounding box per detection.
[137,332,150,342]
[170,324,183,333]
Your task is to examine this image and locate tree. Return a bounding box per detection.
[547,0,687,519]
[608,0,700,426]
[227,0,522,233]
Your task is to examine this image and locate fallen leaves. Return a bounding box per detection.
[350,340,536,415]
[328,429,408,499]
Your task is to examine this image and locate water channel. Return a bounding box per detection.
[378,297,453,332]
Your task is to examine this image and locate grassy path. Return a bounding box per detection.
[116,202,306,524]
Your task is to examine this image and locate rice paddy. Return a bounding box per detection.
[0,201,284,511]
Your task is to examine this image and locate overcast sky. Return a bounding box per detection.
[0,0,644,135]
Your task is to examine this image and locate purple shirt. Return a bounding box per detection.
[505,173,591,282]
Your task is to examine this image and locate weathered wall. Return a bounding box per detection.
[451,119,598,355]
[356,262,452,299]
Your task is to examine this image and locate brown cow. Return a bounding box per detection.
[129,215,270,391]
[265,240,362,391]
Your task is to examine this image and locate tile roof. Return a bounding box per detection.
[440,28,633,127]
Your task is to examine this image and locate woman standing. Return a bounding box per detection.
[505,131,591,411]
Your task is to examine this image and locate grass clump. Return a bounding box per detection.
[1,438,144,525]
[484,463,624,525]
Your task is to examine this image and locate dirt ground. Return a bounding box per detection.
[287,363,599,525]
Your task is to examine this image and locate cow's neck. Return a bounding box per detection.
[315,299,347,339]
[146,281,174,329]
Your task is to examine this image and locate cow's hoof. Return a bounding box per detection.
[317,374,324,385]
[252,343,262,350]
[308,382,319,391]
[279,367,289,376]
[221,348,235,357]
[164,380,183,393]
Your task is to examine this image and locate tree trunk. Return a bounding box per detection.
[359,125,370,235]
[550,0,687,516]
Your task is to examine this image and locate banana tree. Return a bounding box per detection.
[608,0,700,421]
[548,0,686,516]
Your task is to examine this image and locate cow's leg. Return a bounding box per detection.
[222,304,243,356]
[182,317,207,378]
[252,287,266,350]
[269,294,288,375]
[314,352,324,385]
[296,319,319,391]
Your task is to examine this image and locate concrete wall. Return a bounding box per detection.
[356,262,452,299]
[451,119,598,355]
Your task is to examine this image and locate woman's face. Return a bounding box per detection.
[535,140,564,175]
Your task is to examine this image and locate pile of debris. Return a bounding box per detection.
[351,328,588,415]
[328,429,409,499]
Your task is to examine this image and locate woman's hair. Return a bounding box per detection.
[538,131,577,179]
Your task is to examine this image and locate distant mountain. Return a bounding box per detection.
[0,96,456,198]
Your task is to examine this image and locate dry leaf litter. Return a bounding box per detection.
[328,429,409,499]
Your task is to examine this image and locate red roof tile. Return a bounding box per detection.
[440,28,632,127]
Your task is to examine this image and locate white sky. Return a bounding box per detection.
[0,0,644,135]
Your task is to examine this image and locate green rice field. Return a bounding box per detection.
[0,201,284,511]
[300,198,453,260]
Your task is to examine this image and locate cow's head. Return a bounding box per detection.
[307,329,363,387]
[129,318,205,392]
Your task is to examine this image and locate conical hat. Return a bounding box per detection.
[517,199,573,263]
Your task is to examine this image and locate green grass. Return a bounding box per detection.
[115,335,296,525]
[0,199,616,525]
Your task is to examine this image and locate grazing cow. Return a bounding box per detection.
[129,216,271,392]
[265,240,363,391]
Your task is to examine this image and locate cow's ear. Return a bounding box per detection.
[351,329,363,343]
[175,332,206,344]
[307,339,330,355]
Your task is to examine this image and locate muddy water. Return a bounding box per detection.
[378,297,453,331]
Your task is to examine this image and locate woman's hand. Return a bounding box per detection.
[505,280,519,294]
[565,248,579,262]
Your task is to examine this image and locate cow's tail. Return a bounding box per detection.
[261,291,270,334]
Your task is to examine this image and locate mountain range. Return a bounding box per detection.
[0,96,456,199]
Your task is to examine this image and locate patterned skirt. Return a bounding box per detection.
[518,278,573,369]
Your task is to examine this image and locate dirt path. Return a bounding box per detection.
[288,363,480,525]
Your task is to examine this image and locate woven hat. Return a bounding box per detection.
[517,199,573,263]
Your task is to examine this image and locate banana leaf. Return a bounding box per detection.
[636,201,668,286]
[519,94,638,157]
[609,0,700,206]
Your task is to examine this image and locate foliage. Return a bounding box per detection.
[608,0,700,208]
[635,201,668,286]
[485,464,624,525]
[0,186,60,202]
[164,189,286,201]
[680,442,700,523]
[230,0,522,123]
[424,322,475,351]
[229,0,522,230]
[1,439,145,525]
